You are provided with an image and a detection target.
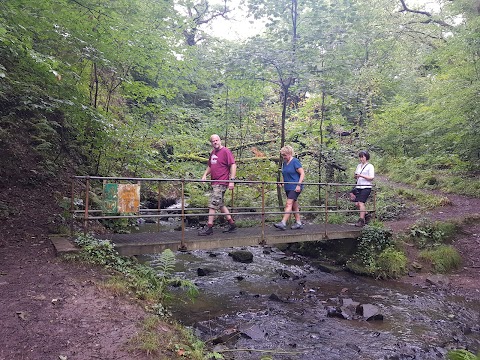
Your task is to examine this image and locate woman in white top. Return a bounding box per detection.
[349,150,374,227]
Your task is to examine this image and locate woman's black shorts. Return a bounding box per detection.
[285,190,301,201]
[351,188,371,203]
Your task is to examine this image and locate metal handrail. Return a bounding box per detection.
[71,176,376,247]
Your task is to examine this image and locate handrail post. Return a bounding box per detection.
[335,184,339,209]
[373,187,377,221]
[70,178,75,237]
[324,183,329,237]
[84,177,90,235]
[180,179,186,250]
[157,181,161,232]
[230,181,235,211]
[261,181,265,244]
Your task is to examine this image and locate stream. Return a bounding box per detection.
[141,241,480,360]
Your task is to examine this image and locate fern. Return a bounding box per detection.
[447,349,479,360]
[155,249,176,277]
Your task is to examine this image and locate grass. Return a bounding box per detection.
[376,155,480,198]
[419,245,462,273]
[376,247,408,279]
[395,188,451,210]
[128,316,213,359]
[409,219,458,249]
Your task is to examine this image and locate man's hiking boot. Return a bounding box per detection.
[291,222,304,230]
[198,226,213,236]
[222,223,237,233]
[274,222,287,230]
[355,218,365,227]
[365,213,372,224]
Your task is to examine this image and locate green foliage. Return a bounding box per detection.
[396,188,451,210]
[419,245,462,274]
[346,225,394,277]
[326,212,348,225]
[447,349,479,360]
[378,155,480,198]
[129,316,223,359]
[71,234,198,303]
[409,219,458,249]
[375,247,408,279]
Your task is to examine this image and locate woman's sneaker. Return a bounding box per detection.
[274,222,287,230]
[291,222,304,230]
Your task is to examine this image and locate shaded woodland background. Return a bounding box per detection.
[1,0,479,196]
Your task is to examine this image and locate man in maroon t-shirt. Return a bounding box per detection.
[198,134,237,236]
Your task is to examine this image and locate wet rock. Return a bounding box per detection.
[197,267,216,276]
[426,274,450,288]
[346,343,361,353]
[342,298,360,308]
[269,293,288,303]
[262,246,273,254]
[275,268,299,280]
[208,328,241,345]
[326,305,351,319]
[229,250,253,263]
[311,260,344,273]
[238,324,266,340]
[411,261,422,270]
[356,304,384,321]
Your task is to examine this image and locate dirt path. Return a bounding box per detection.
[0,184,158,360]
[377,176,480,300]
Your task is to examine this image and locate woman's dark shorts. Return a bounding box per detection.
[285,190,301,201]
[351,188,371,203]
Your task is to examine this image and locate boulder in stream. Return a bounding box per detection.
[229,250,253,263]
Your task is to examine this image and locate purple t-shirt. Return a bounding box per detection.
[208,147,235,185]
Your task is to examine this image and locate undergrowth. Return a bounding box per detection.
[69,233,198,304]
[409,218,458,249]
[419,245,462,273]
[346,224,408,278]
[447,349,480,360]
[63,234,224,359]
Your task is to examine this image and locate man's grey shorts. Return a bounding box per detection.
[208,185,228,210]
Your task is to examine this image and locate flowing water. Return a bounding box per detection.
[145,244,480,360]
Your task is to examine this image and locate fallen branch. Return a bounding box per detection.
[216,347,314,355]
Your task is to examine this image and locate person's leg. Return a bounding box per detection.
[358,201,366,220]
[292,200,301,223]
[199,186,223,235]
[207,208,216,225]
[219,188,236,232]
[281,199,294,223]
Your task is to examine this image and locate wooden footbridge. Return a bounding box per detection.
[71,176,375,256]
[98,223,362,256]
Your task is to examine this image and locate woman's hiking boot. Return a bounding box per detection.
[355,218,365,227]
[365,212,372,224]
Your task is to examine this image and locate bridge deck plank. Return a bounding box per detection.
[98,223,362,256]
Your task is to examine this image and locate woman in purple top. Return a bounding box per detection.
[274,145,305,230]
